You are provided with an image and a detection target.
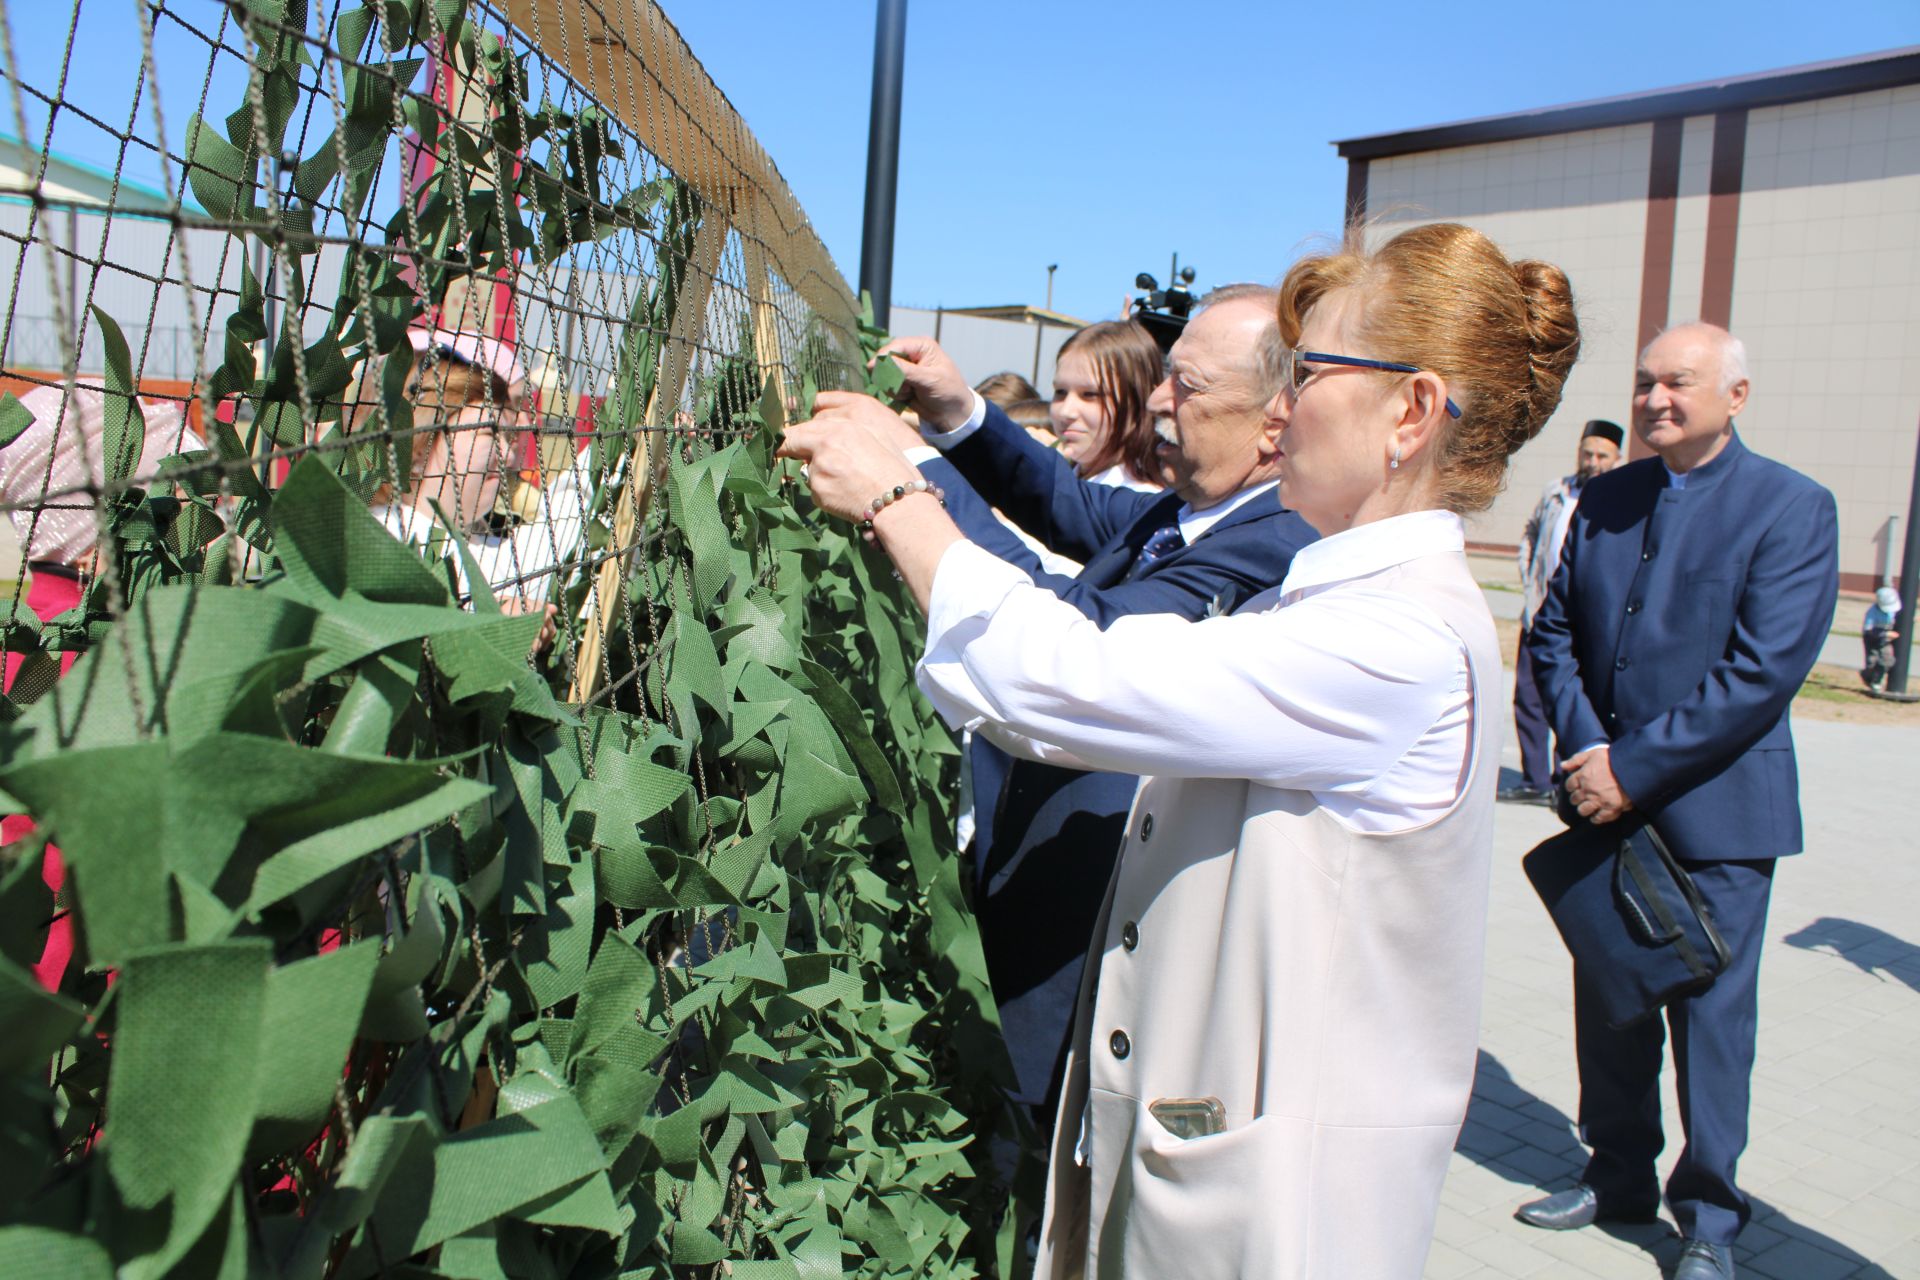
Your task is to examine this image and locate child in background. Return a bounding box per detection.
[1005,397,1058,450]
[973,370,1039,408]
[1862,586,1901,692]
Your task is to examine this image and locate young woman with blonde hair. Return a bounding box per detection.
[1048,319,1165,490]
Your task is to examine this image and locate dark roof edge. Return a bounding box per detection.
[1334,47,1920,160]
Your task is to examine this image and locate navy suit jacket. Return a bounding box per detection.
[1527,431,1838,863]
[917,402,1316,1111]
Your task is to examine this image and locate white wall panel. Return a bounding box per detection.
[1366,124,1654,552]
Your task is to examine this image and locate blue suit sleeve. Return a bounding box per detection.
[1527,509,1609,757]
[1039,529,1306,627]
[1610,484,1840,807]
[917,456,1307,629]
[917,455,1047,577]
[942,401,1164,561]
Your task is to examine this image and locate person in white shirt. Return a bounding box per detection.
[777,221,1581,1277]
[363,328,557,645]
[1504,418,1624,803]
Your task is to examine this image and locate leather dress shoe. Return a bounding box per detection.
[1513,1183,1660,1230]
[1497,784,1554,806]
[1674,1238,1736,1279]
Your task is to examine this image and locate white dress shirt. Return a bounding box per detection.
[917,390,993,451]
[1178,480,1276,542]
[917,508,1476,833]
[1084,462,1163,493]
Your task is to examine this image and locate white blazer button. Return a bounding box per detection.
[1110,1030,1131,1059]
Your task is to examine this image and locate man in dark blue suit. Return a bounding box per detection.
[1522,323,1839,1280]
[876,290,1317,1136]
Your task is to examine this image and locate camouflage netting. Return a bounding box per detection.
[0,0,1020,1275]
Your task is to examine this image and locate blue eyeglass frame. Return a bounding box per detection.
[1292,349,1462,419]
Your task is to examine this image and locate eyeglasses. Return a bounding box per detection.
[1286,349,1462,419]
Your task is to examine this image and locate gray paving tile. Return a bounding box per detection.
[1424,1239,1483,1279]
[1742,1237,1869,1280]
[1429,714,1920,1279]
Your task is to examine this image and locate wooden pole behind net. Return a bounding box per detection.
[739,199,787,395]
[567,212,729,705]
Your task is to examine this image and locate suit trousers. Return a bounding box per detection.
[1513,626,1553,792]
[1574,858,1776,1244]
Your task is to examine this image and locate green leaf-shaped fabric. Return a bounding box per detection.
[249,942,381,1156]
[0,1228,112,1280]
[334,1096,611,1278]
[0,956,84,1075]
[272,455,451,606]
[105,940,270,1275]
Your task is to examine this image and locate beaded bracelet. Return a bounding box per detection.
[857,479,946,543]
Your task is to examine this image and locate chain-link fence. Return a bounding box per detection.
[0,2,1008,1275]
[0,0,860,700]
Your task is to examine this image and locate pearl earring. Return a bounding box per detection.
[1390,444,1401,470]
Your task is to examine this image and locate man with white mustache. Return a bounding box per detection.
[873,287,1317,1154]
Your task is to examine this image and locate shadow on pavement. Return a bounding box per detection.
[1459,1049,1585,1172]
[1456,1050,1675,1268]
[1736,1198,1901,1280]
[1782,916,1920,995]
[1457,1050,1901,1278]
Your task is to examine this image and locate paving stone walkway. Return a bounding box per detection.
[1432,711,1920,1279]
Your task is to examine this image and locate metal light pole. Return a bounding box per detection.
[1046,263,1057,311]
[858,0,907,331]
[1884,420,1920,699]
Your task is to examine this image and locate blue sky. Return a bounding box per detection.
[6,1,1915,324]
[669,1,1919,321]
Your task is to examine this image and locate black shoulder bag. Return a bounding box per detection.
[1522,813,1731,1029]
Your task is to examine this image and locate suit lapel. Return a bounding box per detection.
[1081,543,1138,588]
[1083,492,1183,587]
[1090,488,1284,588]
[1131,489,1283,580]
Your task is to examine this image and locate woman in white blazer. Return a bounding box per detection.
[780,222,1582,1278]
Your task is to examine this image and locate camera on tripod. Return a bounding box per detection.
[1130,266,1198,354]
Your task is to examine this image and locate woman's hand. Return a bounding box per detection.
[777,391,965,614]
[775,392,925,523]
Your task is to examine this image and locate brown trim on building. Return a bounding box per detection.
[1333,47,1919,161]
[1637,117,1685,351]
[1344,158,1369,228]
[1701,109,1749,328]
[1629,117,1685,461]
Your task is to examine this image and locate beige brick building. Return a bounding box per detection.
[1335,48,1920,589]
